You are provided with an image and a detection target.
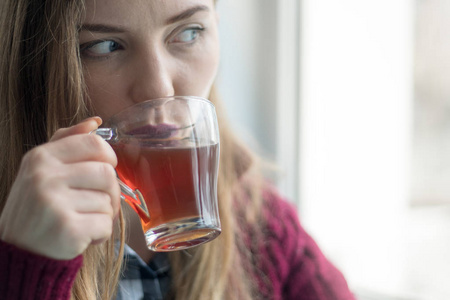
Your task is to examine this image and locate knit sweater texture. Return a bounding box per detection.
[0,188,354,300]
[0,240,82,299]
[254,187,354,299]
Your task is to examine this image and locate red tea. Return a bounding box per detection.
[113,142,219,233]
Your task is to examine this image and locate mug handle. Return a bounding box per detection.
[90,128,151,220]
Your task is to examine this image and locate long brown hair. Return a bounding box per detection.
[0,1,125,299]
[0,0,266,299]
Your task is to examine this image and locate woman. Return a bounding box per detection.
[0,0,355,299]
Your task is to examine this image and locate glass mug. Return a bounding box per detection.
[93,96,221,251]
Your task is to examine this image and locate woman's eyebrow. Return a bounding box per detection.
[166,5,210,24]
[79,5,210,33]
[79,24,127,33]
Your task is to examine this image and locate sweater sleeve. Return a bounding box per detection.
[260,188,355,300]
[0,239,83,300]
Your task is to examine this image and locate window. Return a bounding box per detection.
[300,1,450,299]
[412,0,450,206]
[218,0,450,299]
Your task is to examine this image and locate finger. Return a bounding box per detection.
[65,162,120,217]
[68,189,115,217]
[78,213,114,244]
[66,161,118,192]
[50,117,102,142]
[47,134,117,166]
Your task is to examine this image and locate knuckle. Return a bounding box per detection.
[113,180,121,200]
[48,128,66,142]
[103,195,114,218]
[22,146,48,166]
[86,135,117,165]
[100,163,116,182]
[25,166,53,194]
[86,134,105,153]
[106,145,118,167]
[100,192,114,214]
[97,164,119,206]
[23,156,59,191]
[102,217,113,235]
[92,216,113,243]
[110,177,121,203]
[52,127,67,137]
[61,214,82,241]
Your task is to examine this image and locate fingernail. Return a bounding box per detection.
[85,116,103,126]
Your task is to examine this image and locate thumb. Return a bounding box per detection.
[50,117,103,142]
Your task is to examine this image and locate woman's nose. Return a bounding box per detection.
[129,47,175,102]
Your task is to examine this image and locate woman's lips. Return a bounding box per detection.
[126,123,178,139]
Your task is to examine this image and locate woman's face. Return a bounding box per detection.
[80,0,220,121]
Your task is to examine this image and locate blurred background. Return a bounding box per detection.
[216,0,450,299]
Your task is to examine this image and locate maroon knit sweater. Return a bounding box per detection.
[0,189,355,300]
[254,187,355,299]
[0,241,82,299]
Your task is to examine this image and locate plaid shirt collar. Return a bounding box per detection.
[116,244,171,300]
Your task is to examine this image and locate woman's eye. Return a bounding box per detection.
[81,40,121,57]
[170,27,204,44]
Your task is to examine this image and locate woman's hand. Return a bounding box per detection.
[0,117,121,260]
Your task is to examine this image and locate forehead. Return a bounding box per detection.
[84,0,214,25]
